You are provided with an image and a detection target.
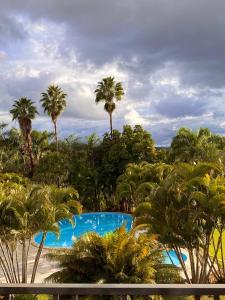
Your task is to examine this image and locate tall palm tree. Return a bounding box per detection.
[10,97,38,176]
[95,77,124,138]
[40,85,67,151]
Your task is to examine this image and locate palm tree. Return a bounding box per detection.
[170,127,220,163]
[10,97,38,176]
[95,77,124,138]
[31,130,54,162]
[116,162,172,211]
[30,185,82,283]
[0,182,82,284]
[40,85,67,151]
[134,162,225,295]
[46,226,181,286]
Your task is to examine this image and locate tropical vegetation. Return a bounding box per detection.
[0,173,82,283]
[46,226,182,284]
[1,80,225,300]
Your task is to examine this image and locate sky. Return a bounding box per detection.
[1,0,225,145]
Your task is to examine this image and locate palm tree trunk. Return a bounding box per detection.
[27,133,34,177]
[53,120,60,187]
[0,256,12,283]
[53,120,58,152]
[30,232,46,283]
[25,238,31,282]
[22,238,26,283]
[15,249,20,283]
[109,112,113,138]
[20,119,34,177]
[0,241,14,282]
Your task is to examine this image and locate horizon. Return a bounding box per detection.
[1,0,225,146]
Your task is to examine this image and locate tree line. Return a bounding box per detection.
[8,77,124,177]
[1,114,225,213]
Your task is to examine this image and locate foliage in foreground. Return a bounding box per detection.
[46,227,182,284]
[0,174,82,283]
[134,163,225,284]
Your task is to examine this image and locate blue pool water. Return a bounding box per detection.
[163,250,187,266]
[34,212,187,266]
[34,212,133,248]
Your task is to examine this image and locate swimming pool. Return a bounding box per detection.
[34,212,133,248]
[163,250,187,266]
[34,212,187,267]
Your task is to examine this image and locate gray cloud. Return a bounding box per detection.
[1,0,225,145]
[0,14,27,43]
[153,96,207,118]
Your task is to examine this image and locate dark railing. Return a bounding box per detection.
[0,284,225,298]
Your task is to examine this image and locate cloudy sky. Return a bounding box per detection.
[1,0,225,145]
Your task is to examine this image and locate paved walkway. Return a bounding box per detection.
[0,244,60,283]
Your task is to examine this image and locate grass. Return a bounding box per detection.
[209,230,225,261]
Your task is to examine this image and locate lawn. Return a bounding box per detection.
[209,230,225,261]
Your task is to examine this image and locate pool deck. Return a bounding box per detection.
[0,244,60,283]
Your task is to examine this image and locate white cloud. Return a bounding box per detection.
[125,105,149,126]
